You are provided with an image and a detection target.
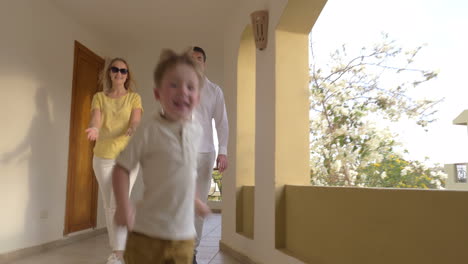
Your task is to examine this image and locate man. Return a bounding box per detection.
[192,46,229,264]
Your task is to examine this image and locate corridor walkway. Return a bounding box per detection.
[9,214,240,264]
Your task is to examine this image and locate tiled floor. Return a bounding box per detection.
[9,214,240,264]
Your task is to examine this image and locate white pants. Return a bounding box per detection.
[194,152,216,251]
[93,155,139,251]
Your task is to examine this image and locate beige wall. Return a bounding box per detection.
[0,0,120,254]
[122,34,225,125]
[0,0,226,255]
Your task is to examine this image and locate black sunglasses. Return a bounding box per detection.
[110,66,128,74]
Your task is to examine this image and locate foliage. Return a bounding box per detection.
[208,170,223,201]
[212,170,222,194]
[309,33,446,188]
[356,155,446,189]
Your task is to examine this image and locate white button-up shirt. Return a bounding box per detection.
[195,78,229,155]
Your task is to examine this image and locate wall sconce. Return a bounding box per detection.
[250,10,268,50]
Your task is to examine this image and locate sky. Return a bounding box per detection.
[310,0,468,166]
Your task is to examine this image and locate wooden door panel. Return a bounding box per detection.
[64,41,103,234]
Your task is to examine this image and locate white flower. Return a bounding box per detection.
[332,160,342,172]
[436,171,448,179]
[401,168,408,176]
[381,171,387,179]
[341,108,349,116]
[402,166,412,176]
[334,128,346,136]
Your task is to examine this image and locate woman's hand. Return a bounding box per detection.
[85,127,99,141]
[127,108,142,136]
[126,126,136,136]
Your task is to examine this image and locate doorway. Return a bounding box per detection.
[64,41,104,234]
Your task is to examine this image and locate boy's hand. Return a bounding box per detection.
[195,198,211,218]
[115,205,135,230]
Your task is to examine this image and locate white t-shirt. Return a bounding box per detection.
[194,78,229,155]
[116,113,202,240]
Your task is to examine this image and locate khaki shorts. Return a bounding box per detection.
[124,232,194,264]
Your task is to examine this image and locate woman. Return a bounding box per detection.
[85,57,143,264]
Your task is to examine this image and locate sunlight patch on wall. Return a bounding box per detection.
[0,77,38,149]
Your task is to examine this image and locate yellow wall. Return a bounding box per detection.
[236,26,256,187]
[275,29,311,186]
[285,185,468,264]
[274,0,327,251]
[235,25,257,238]
[236,186,255,238]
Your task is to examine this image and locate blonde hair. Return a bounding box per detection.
[153,49,205,91]
[100,57,136,93]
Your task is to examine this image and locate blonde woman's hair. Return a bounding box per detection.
[153,49,205,91]
[100,57,136,93]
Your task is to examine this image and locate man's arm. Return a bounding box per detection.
[213,86,229,172]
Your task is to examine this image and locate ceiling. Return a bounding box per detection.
[49,0,240,42]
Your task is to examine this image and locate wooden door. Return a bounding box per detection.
[64,41,104,234]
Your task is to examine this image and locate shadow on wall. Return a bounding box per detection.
[0,87,58,247]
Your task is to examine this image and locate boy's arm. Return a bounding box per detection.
[112,164,134,229]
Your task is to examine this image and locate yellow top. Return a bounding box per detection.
[91,92,143,159]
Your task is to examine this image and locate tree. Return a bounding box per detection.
[309,33,446,188]
[357,154,446,189]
